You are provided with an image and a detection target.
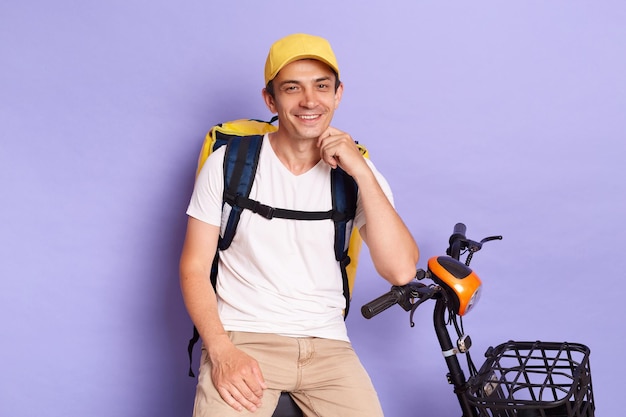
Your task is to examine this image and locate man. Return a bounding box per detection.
[180,33,419,417]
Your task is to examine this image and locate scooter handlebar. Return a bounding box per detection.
[361,287,404,319]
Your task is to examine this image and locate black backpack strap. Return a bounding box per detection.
[187,326,200,377]
[218,135,264,250]
[224,193,336,221]
[331,167,358,318]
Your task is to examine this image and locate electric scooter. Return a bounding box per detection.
[273,223,595,417]
[361,223,595,417]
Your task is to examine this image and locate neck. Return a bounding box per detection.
[268,132,321,175]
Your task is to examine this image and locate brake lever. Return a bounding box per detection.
[408,285,441,327]
[481,235,503,244]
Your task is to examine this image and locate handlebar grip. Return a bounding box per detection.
[448,222,467,260]
[452,223,467,239]
[361,288,402,319]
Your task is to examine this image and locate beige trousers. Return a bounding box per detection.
[192,331,385,417]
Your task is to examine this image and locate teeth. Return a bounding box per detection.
[299,115,318,119]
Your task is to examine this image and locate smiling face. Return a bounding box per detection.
[263,59,343,143]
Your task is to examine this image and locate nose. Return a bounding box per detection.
[300,89,316,108]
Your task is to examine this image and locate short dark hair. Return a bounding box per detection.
[265,70,341,98]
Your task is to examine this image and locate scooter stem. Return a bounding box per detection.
[433,298,477,417]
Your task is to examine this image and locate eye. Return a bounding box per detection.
[282,84,300,93]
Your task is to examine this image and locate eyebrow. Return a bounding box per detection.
[279,76,333,87]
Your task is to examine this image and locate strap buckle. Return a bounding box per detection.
[251,200,275,219]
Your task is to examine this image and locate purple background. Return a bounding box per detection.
[2,1,624,416]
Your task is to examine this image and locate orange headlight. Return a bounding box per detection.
[427,256,482,316]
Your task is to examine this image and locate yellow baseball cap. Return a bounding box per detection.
[264,33,340,85]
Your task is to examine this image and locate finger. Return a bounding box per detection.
[252,366,268,393]
[216,386,246,412]
[325,126,342,136]
[319,145,339,169]
[318,128,332,147]
[238,373,266,406]
[218,385,262,413]
[318,126,345,146]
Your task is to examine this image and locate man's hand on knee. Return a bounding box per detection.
[210,341,268,412]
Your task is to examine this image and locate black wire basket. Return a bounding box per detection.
[466,341,595,417]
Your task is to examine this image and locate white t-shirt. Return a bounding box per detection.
[187,134,394,342]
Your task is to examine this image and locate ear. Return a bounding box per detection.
[262,88,277,114]
[334,82,344,109]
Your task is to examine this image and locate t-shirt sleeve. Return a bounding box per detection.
[353,159,395,231]
[186,146,226,226]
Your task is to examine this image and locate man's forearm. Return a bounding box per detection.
[180,270,232,359]
[356,170,419,285]
[179,218,232,357]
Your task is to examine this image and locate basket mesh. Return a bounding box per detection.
[466,341,594,417]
